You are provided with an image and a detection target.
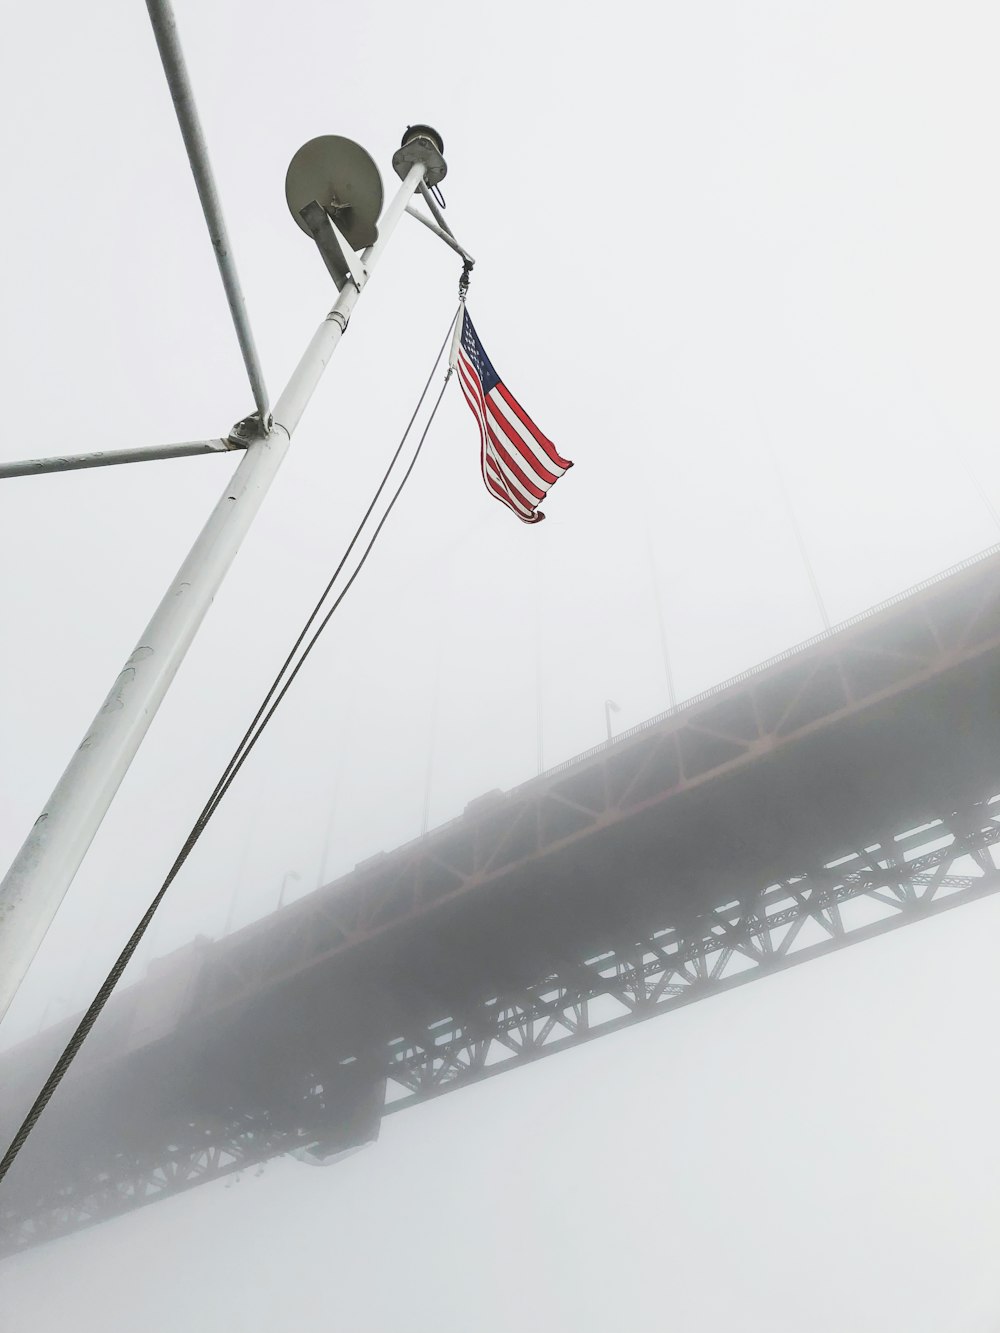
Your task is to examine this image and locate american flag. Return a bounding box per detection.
[453,307,572,524]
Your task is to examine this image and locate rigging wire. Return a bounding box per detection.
[196,305,460,833]
[959,455,1000,535]
[770,452,832,632]
[644,528,678,710]
[0,307,460,1189]
[746,389,832,633]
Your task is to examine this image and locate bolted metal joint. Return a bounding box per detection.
[392,124,447,187]
[227,413,269,446]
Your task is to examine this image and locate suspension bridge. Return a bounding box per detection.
[3,539,1000,1255]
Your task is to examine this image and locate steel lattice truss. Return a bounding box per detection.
[5,790,999,1257]
[7,1115,296,1254]
[1,1078,384,1256]
[382,794,1000,1106]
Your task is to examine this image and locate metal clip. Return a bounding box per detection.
[458,258,474,302]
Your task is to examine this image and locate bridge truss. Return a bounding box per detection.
[5,785,1000,1255]
[385,792,1000,1104]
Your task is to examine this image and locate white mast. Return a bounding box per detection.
[0,0,453,1025]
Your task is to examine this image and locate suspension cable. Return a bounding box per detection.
[0,308,460,1188]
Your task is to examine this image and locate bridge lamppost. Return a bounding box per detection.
[278,871,301,911]
[604,698,621,742]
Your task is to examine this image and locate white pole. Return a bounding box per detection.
[0,438,240,479]
[0,163,427,1025]
[145,0,271,422]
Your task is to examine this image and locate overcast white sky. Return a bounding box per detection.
[2,1,1000,1329]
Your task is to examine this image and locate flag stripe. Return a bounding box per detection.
[496,382,572,470]
[456,367,498,501]
[485,454,536,520]
[485,439,539,510]
[485,393,560,485]
[458,364,537,520]
[488,388,567,480]
[484,422,547,502]
[458,359,546,503]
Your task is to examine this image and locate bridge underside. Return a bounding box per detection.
[4,548,1000,1254]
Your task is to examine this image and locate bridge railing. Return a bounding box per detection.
[532,540,1000,786]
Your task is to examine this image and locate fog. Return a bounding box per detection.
[2,1,1000,1329]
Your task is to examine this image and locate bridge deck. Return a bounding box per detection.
[5,544,1000,1251]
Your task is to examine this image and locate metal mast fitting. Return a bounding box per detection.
[392,125,448,187]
